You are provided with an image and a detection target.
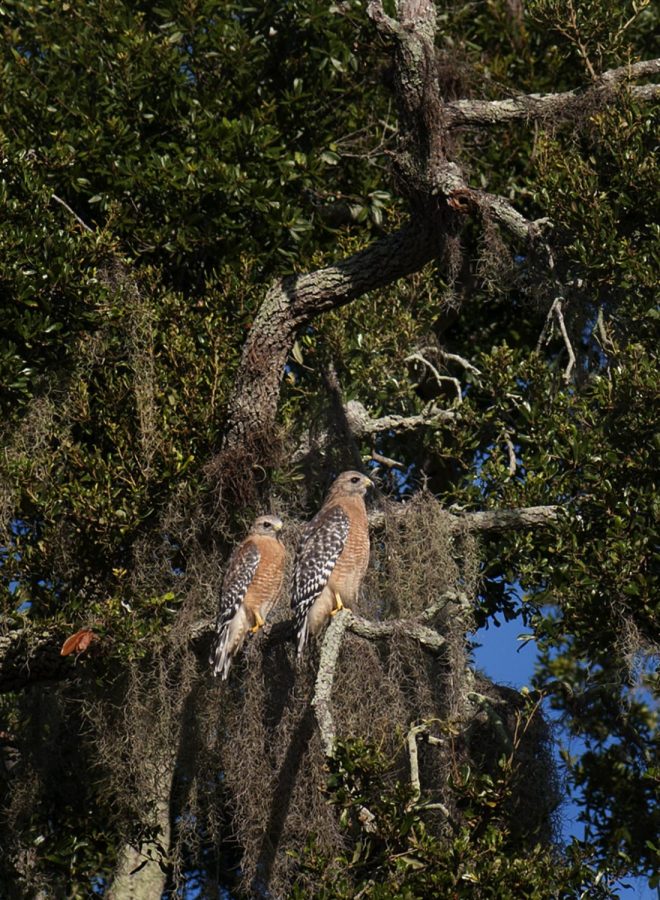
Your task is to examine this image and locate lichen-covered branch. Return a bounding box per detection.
[406,723,449,816]
[312,610,447,758]
[311,610,351,758]
[348,614,446,652]
[345,399,457,436]
[368,504,560,533]
[443,58,660,128]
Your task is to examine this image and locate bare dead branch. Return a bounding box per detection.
[370,450,405,470]
[537,297,576,382]
[503,432,517,477]
[406,352,463,403]
[554,300,577,383]
[51,193,94,232]
[438,349,482,376]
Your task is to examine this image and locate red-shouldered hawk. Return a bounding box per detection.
[292,471,373,656]
[210,515,286,679]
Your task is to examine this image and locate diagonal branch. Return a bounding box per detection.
[218,220,446,484]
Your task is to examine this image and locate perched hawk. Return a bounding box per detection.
[292,470,373,656]
[210,515,286,679]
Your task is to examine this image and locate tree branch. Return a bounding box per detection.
[218,220,446,487]
[345,399,457,436]
[367,504,561,533]
[406,722,450,816]
[0,500,560,694]
[443,58,660,128]
[348,614,446,652]
[51,193,94,232]
[312,610,351,758]
[312,609,447,758]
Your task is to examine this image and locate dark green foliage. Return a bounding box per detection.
[0,0,657,895]
[291,734,620,899]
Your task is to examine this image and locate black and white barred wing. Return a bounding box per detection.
[210,541,260,678]
[292,505,349,654]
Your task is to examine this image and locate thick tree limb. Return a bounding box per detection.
[220,220,445,474]
[451,505,561,533]
[443,58,660,128]
[368,504,560,533]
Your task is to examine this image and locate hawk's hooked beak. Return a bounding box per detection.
[363,475,375,490]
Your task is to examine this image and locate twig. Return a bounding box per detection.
[553,300,576,383]
[536,296,576,382]
[51,194,93,233]
[406,723,450,817]
[437,349,482,376]
[594,307,616,356]
[370,450,405,469]
[503,432,517,477]
[421,591,471,620]
[405,352,462,403]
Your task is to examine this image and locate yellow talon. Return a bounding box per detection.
[250,611,265,633]
[330,592,344,616]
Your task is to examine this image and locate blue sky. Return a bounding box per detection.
[474,618,656,900]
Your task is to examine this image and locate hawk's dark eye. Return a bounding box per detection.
[350,476,360,483]
[263,522,271,528]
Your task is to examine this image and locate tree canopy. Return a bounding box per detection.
[0,1,658,897]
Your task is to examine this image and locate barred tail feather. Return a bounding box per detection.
[210,608,249,679]
[210,625,232,679]
[296,613,310,657]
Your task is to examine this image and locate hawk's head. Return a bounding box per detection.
[251,515,284,537]
[328,470,374,498]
